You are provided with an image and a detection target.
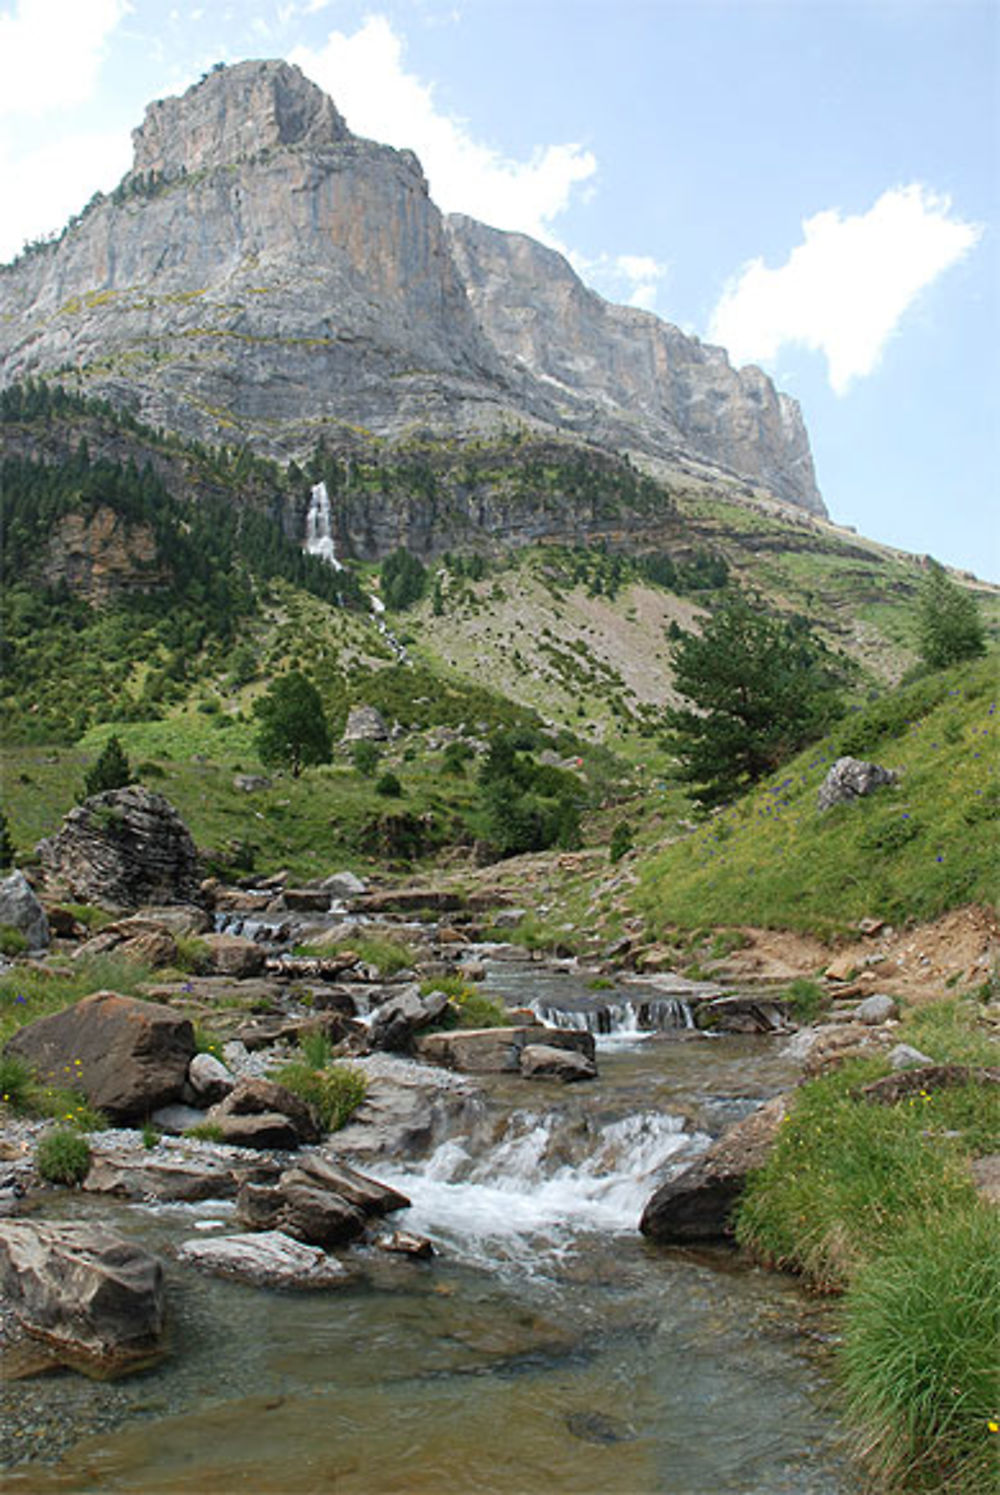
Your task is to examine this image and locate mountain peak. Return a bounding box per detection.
[130,58,351,181]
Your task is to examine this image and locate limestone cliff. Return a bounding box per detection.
[0,59,825,517]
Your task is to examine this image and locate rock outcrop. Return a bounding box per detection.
[0,870,49,952]
[36,786,201,909]
[0,59,824,518]
[817,757,897,811]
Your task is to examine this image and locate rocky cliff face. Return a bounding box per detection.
[0,59,825,517]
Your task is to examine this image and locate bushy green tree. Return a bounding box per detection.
[666,594,842,809]
[83,735,132,798]
[916,561,986,670]
[478,731,582,856]
[254,671,332,778]
[351,740,381,777]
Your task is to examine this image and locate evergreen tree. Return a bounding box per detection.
[0,807,15,870]
[666,595,842,809]
[254,672,332,777]
[916,561,986,670]
[83,735,132,798]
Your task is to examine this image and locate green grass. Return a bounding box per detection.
[635,654,999,936]
[0,953,155,1047]
[840,1204,999,1494]
[419,974,509,1029]
[735,1009,999,1494]
[270,1060,367,1132]
[35,1127,93,1184]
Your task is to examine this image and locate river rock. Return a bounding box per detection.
[854,993,899,1025]
[73,917,180,969]
[640,1095,787,1244]
[376,1230,434,1259]
[817,757,897,812]
[520,1043,597,1082]
[322,871,368,899]
[5,991,195,1122]
[275,1182,367,1247]
[415,1025,595,1074]
[693,995,791,1034]
[201,932,266,978]
[187,1051,235,1104]
[0,1220,165,1365]
[36,786,202,909]
[887,1042,935,1070]
[175,1230,351,1288]
[283,1152,410,1216]
[207,1076,322,1145]
[368,986,449,1052]
[0,871,50,952]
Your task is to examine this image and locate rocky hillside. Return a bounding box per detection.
[0,58,822,515]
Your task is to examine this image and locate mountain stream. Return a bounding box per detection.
[2,959,856,1494]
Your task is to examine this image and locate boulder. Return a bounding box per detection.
[321,871,368,899]
[887,1042,935,1071]
[212,1113,303,1149]
[376,1230,434,1259]
[5,991,195,1122]
[186,1051,235,1104]
[201,932,266,978]
[0,1220,165,1365]
[73,919,180,968]
[693,995,791,1034]
[36,786,201,909]
[232,774,271,793]
[175,1230,351,1288]
[854,993,899,1025]
[368,987,449,1052]
[341,705,389,742]
[520,1043,597,1082]
[415,1025,595,1074]
[0,871,50,951]
[276,1182,367,1247]
[817,757,896,812]
[207,1076,321,1145]
[283,1152,409,1216]
[640,1095,787,1244]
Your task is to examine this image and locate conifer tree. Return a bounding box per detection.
[916,561,986,670]
[83,735,132,798]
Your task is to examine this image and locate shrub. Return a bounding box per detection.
[609,820,634,862]
[351,740,381,777]
[0,1053,34,1111]
[0,925,28,958]
[419,975,509,1029]
[840,1204,1000,1494]
[36,1128,92,1185]
[784,977,828,1024]
[298,1028,333,1069]
[272,1061,367,1131]
[0,807,15,870]
[375,771,403,798]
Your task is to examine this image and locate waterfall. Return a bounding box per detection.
[528,994,695,1038]
[304,481,342,569]
[375,1106,701,1268]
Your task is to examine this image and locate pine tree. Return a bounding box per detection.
[0,807,15,870]
[83,736,132,798]
[916,561,986,670]
[666,595,842,809]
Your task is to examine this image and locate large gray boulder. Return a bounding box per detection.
[368,986,449,1052]
[0,1220,165,1366]
[520,1043,597,1082]
[640,1095,787,1244]
[0,870,49,951]
[817,757,896,812]
[37,786,201,909]
[207,1076,322,1147]
[5,991,195,1122]
[342,705,390,743]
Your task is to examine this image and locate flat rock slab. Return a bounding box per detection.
[175,1230,351,1288]
[860,1064,999,1106]
[640,1095,787,1244]
[85,1141,278,1201]
[415,1025,595,1074]
[0,1220,165,1366]
[5,991,195,1123]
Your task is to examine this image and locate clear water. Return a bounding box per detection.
[1,963,858,1494]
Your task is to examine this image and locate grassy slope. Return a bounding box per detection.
[631,654,998,937]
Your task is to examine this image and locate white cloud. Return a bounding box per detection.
[290,14,596,244]
[709,184,982,394]
[0,0,129,117]
[0,130,132,261]
[571,249,669,312]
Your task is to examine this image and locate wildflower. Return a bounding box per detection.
[988,1421,998,1434]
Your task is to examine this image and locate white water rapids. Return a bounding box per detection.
[304,480,342,568]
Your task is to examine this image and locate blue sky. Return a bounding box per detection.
[1,0,996,579]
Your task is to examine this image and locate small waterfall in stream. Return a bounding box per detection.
[529,993,695,1038]
[304,480,342,568]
